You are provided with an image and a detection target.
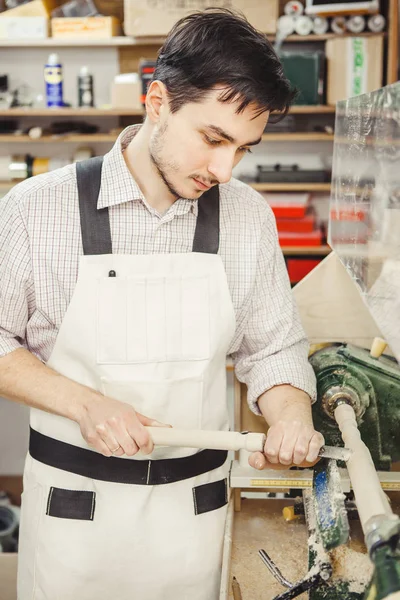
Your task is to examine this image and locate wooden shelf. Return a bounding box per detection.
[281,245,331,256]
[262,133,334,142]
[0,108,143,117]
[2,181,333,193]
[0,134,118,143]
[0,106,335,117]
[251,183,331,192]
[1,132,334,143]
[0,31,385,48]
[280,32,385,42]
[288,105,335,114]
[0,36,165,47]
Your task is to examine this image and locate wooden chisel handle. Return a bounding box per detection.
[146,427,266,452]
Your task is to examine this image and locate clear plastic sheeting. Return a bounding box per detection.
[329,82,400,362]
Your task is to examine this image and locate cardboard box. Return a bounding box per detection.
[326,36,383,105]
[0,16,48,39]
[123,0,278,37]
[51,16,120,39]
[111,79,142,110]
[95,0,124,22]
[0,0,57,18]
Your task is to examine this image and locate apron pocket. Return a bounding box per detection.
[96,275,210,364]
[192,478,228,516]
[46,487,96,521]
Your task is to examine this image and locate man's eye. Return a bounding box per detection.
[204,136,221,146]
[238,147,252,154]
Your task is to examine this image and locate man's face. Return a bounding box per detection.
[149,87,268,200]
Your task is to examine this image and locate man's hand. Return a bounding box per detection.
[0,348,170,458]
[249,420,324,470]
[248,384,324,470]
[77,395,170,458]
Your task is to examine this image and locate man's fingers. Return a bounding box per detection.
[264,427,284,464]
[248,451,295,471]
[87,425,122,457]
[107,417,139,456]
[292,432,310,465]
[277,423,302,465]
[126,418,154,455]
[95,423,125,456]
[248,451,267,470]
[306,432,325,463]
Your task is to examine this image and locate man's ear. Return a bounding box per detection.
[145,80,169,123]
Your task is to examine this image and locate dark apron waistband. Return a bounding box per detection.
[29,428,228,486]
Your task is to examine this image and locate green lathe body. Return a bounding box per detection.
[310,344,400,470]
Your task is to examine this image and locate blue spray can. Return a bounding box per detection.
[44,53,63,107]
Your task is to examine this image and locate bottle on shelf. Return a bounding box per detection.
[44,53,63,108]
[78,66,94,108]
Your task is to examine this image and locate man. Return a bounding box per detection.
[0,9,324,600]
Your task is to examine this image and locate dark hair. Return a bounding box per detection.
[154,8,296,120]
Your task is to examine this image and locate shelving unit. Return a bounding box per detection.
[0,134,119,143]
[0,0,398,273]
[0,108,143,117]
[0,106,335,117]
[0,30,385,47]
[0,132,335,143]
[251,183,331,192]
[282,245,331,256]
[262,133,334,142]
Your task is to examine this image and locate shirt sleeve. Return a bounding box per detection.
[0,190,35,357]
[233,205,317,415]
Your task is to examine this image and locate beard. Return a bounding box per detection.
[149,120,200,201]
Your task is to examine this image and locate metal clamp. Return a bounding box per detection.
[258,549,332,600]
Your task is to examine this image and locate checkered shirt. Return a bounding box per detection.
[0,125,316,413]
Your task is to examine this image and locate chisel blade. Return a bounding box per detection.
[318,445,352,462]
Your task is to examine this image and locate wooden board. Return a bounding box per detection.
[293,251,386,350]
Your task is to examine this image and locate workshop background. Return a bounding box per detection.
[0,0,398,598]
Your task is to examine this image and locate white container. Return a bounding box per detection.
[0,16,48,39]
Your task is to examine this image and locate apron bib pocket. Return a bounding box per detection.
[192,478,228,515]
[46,487,96,521]
[96,275,210,364]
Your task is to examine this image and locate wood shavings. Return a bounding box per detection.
[330,544,374,593]
[227,495,400,600]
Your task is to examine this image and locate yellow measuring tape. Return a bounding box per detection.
[250,479,400,490]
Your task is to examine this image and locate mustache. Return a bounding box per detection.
[193,176,219,186]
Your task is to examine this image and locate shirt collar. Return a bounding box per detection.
[97,124,198,217]
[97,125,144,210]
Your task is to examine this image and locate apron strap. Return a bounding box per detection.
[76,156,112,255]
[192,185,220,254]
[76,156,220,255]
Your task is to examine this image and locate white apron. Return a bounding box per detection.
[17,157,236,600]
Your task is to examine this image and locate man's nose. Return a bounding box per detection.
[207,152,235,184]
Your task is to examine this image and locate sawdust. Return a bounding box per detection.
[229,499,309,600]
[228,496,400,600]
[330,544,374,593]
